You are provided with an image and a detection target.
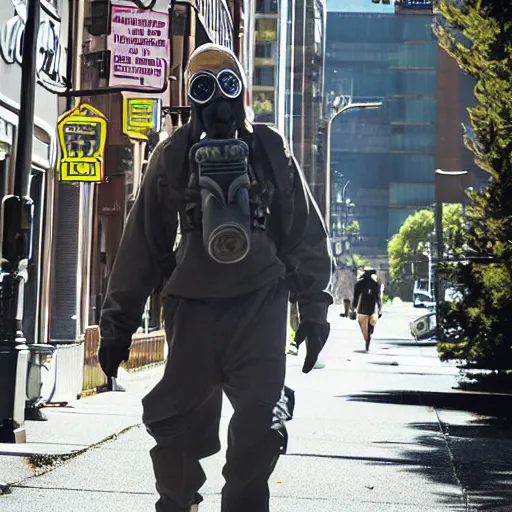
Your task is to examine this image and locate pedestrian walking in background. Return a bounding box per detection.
[353,269,382,351]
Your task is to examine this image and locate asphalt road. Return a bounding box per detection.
[0,304,493,511]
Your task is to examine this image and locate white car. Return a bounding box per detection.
[413,292,435,308]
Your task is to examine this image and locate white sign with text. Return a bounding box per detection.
[108,4,169,90]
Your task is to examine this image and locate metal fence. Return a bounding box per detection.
[82,326,166,392]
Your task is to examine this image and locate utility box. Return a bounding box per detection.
[0,343,30,443]
[26,344,58,406]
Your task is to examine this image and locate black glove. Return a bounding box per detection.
[98,345,130,379]
[294,321,330,374]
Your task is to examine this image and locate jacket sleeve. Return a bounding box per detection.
[99,137,179,350]
[353,282,361,310]
[287,156,333,324]
[376,283,383,313]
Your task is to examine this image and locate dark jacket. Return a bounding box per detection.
[100,123,332,350]
[353,274,382,316]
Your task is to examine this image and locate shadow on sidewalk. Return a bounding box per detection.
[403,422,512,511]
[343,390,512,510]
[342,390,512,418]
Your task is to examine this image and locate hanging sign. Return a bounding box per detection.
[122,97,161,140]
[57,104,107,182]
[0,0,67,92]
[108,4,169,90]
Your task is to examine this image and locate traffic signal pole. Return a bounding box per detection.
[0,0,41,443]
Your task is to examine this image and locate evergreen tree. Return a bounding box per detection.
[435,1,512,374]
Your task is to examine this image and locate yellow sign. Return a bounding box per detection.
[122,97,161,141]
[57,103,107,182]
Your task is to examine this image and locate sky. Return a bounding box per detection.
[327,0,396,14]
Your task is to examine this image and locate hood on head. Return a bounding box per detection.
[186,43,252,134]
[359,267,377,281]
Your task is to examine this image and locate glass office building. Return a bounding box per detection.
[326,11,438,256]
[252,0,279,124]
[245,0,327,208]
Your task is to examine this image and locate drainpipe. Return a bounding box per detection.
[73,0,93,338]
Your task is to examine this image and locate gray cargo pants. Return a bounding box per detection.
[142,279,290,512]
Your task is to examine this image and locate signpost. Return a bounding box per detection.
[56,104,107,182]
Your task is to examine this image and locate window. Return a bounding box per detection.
[255,18,278,42]
[389,182,435,206]
[253,91,275,124]
[256,0,278,14]
[389,98,436,124]
[390,127,436,153]
[253,66,275,87]
[391,43,436,69]
[255,42,273,59]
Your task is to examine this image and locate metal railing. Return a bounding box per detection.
[82,326,166,392]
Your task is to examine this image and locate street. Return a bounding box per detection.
[1,303,512,512]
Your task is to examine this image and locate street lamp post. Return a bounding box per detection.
[0,0,41,443]
[325,101,383,231]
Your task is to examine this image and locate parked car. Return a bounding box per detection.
[413,278,434,308]
[413,292,435,308]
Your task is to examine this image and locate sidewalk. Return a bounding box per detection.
[0,365,164,486]
[1,304,512,511]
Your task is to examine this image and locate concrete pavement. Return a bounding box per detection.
[1,303,512,511]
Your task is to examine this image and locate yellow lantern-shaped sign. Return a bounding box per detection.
[57,103,107,182]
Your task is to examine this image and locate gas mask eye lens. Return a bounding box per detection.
[190,74,216,103]
[218,70,242,98]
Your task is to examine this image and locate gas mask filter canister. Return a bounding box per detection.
[189,139,252,264]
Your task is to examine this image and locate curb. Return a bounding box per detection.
[0,423,142,491]
[26,423,142,475]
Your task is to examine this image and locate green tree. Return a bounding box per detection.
[387,205,464,299]
[435,1,512,375]
[337,252,371,269]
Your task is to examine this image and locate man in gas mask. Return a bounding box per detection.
[98,44,332,512]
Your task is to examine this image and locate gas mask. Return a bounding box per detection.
[188,68,244,139]
[186,45,255,264]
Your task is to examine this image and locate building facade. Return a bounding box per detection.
[0,0,244,403]
[291,0,326,207]
[325,2,478,259]
[244,0,327,207]
[0,0,70,348]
